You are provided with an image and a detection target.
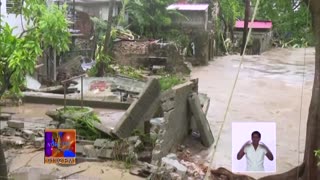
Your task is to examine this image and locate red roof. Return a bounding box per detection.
[235,20,272,29]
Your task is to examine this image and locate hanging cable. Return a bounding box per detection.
[204,0,261,179]
[297,0,310,179]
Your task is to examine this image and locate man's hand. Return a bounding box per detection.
[237,140,251,160]
[259,142,274,161]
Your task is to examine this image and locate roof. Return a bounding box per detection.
[235,20,273,29]
[167,4,209,11]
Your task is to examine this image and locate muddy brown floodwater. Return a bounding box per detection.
[191,48,314,178]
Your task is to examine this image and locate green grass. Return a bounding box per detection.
[159,75,185,91]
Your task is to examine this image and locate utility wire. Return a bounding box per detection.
[204,0,261,179]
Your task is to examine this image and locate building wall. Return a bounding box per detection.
[234,30,272,54]
[0,0,27,35]
[74,3,120,21]
[173,10,208,31]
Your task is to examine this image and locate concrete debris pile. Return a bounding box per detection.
[0,114,45,148]
[76,136,143,162]
[135,153,206,180]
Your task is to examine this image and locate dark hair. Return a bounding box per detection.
[251,131,261,138]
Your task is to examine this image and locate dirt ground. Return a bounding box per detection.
[191,48,314,178]
[1,48,314,179]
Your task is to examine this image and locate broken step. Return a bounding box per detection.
[7,120,24,129]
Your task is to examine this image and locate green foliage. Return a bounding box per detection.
[111,65,144,80]
[159,74,185,91]
[315,149,320,166]
[220,0,244,28]
[126,0,179,38]
[253,0,312,46]
[132,129,157,150]
[165,29,190,48]
[0,0,70,98]
[58,107,102,140]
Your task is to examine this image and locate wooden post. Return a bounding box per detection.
[53,49,57,81]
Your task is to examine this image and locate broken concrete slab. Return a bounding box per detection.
[7,120,24,129]
[113,78,161,138]
[22,130,36,141]
[188,93,214,147]
[34,137,44,148]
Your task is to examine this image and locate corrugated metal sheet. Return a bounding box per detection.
[235,20,273,29]
[167,4,209,11]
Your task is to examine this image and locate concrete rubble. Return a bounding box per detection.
[2,76,214,180]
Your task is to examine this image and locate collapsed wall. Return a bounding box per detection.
[112,41,191,74]
[151,81,197,165]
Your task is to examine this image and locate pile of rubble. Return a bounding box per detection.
[0,113,45,149]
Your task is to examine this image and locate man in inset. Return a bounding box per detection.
[237,131,274,171]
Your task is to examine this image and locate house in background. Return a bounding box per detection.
[167,3,215,65]
[63,0,122,21]
[234,20,273,54]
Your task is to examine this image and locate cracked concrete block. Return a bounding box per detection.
[7,120,24,129]
[22,129,35,140]
[34,137,44,148]
[83,145,97,158]
[188,93,214,147]
[113,78,161,138]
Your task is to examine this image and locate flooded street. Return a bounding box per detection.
[191,48,315,178]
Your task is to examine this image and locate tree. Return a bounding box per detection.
[126,0,178,39]
[252,0,312,46]
[0,0,70,177]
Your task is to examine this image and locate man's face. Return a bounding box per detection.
[251,134,260,145]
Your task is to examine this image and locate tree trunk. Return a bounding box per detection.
[241,0,250,55]
[97,0,115,77]
[258,0,320,179]
[301,1,320,178]
[0,141,8,180]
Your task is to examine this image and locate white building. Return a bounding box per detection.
[0,0,27,35]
